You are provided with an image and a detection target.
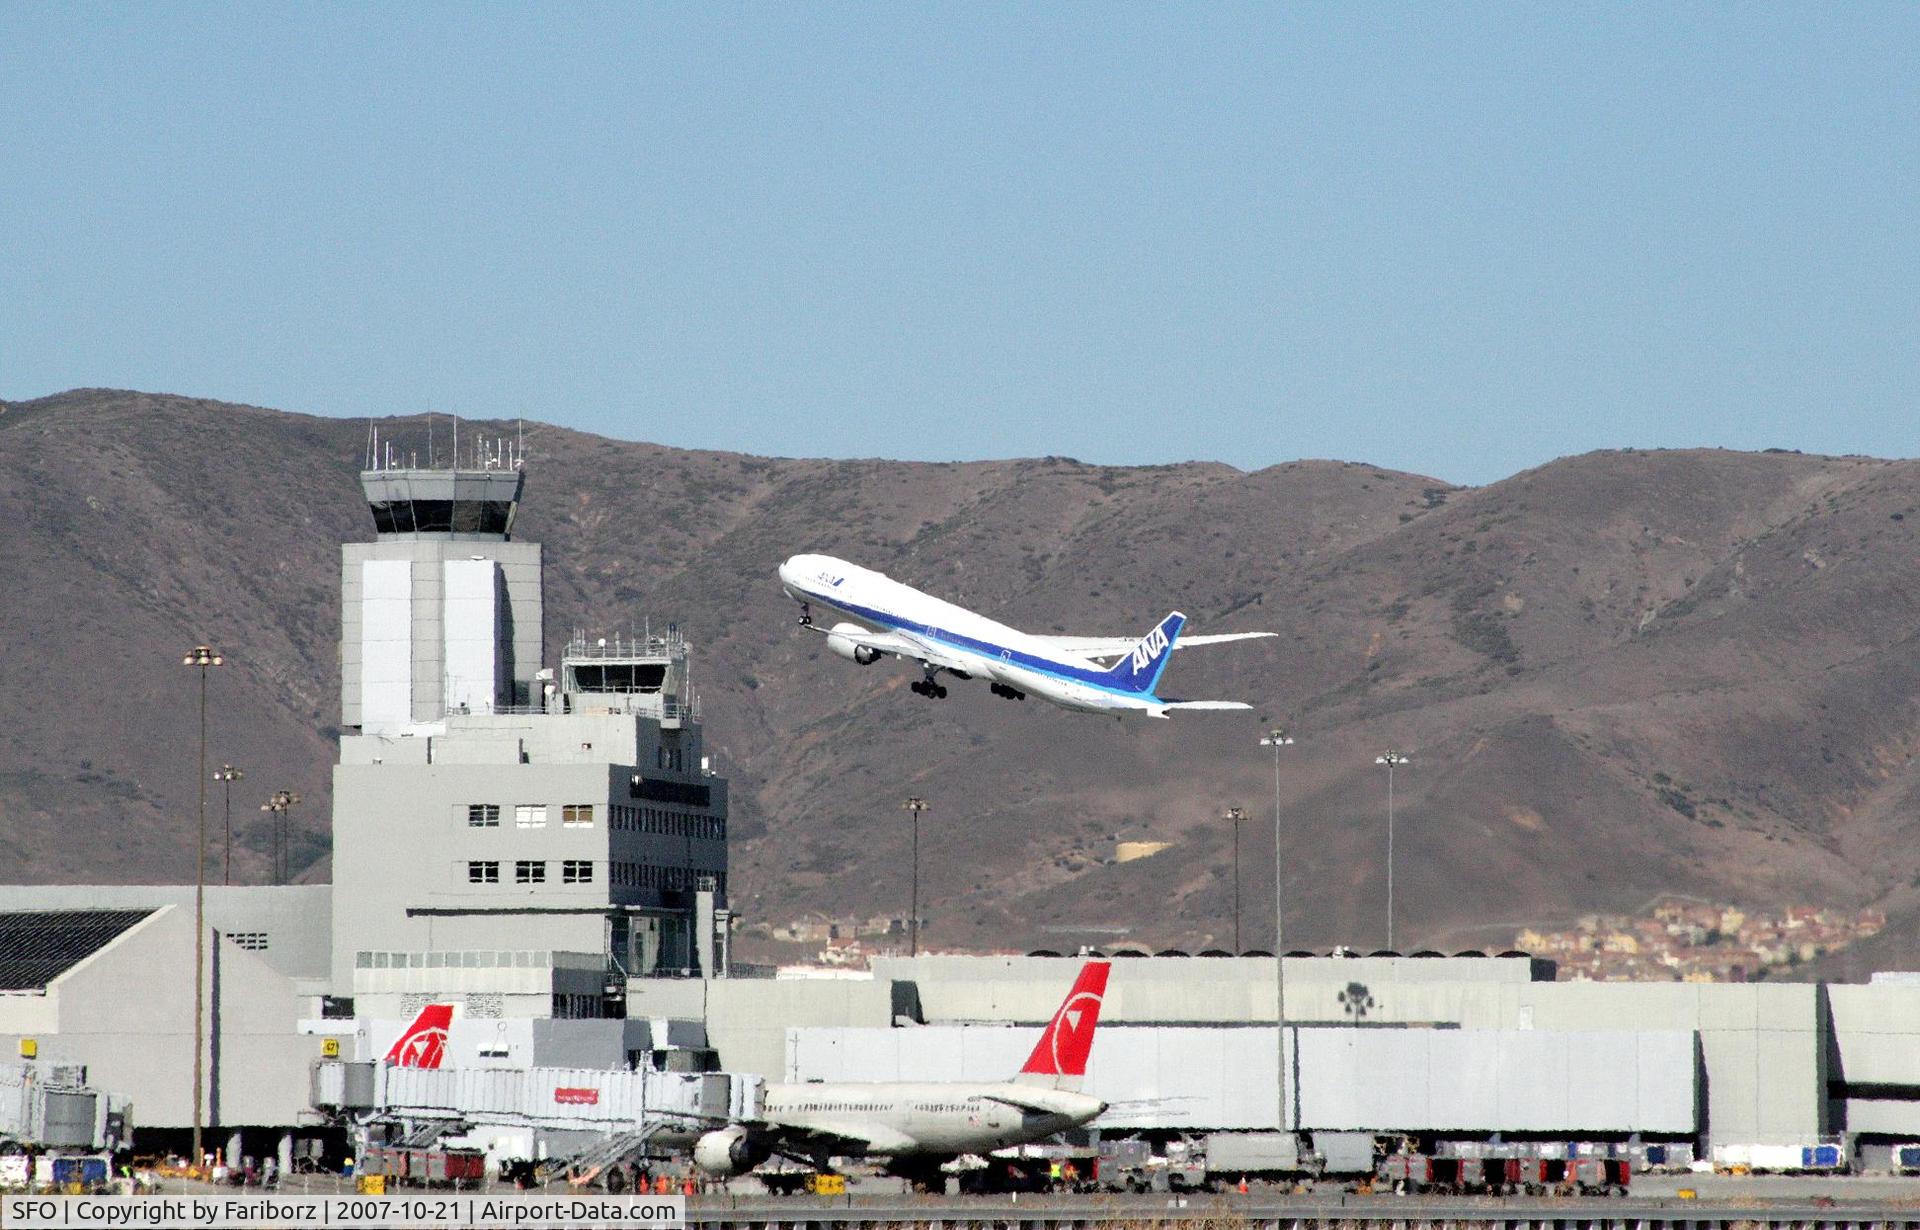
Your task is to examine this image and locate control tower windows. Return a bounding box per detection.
[562,860,594,884]
[366,498,515,536]
[467,804,500,828]
[562,804,594,828]
[514,860,547,884]
[515,804,547,829]
[467,861,500,884]
[567,662,667,693]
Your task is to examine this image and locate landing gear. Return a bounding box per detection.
[910,664,950,699]
[796,602,813,627]
[989,682,1025,701]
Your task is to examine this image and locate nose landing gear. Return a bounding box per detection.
[796,602,813,627]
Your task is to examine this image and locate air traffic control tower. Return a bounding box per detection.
[330,450,730,1015]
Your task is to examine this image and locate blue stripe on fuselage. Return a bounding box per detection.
[794,583,1161,700]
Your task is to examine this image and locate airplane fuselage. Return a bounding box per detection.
[778,554,1172,715]
[761,1080,1105,1156]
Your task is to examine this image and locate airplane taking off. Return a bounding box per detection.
[692,960,1112,1184]
[779,554,1273,717]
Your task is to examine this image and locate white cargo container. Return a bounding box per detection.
[1202,1132,1302,1173]
[1711,1140,1847,1172]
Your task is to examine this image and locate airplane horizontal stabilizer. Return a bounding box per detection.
[1156,700,1253,711]
[1041,630,1275,661]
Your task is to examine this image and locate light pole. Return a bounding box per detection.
[1223,807,1247,951]
[261,790,300,886]
[902,797,929,956]
[1374,752,1411,950]
[182,644,222,1169]
[1261,728,1294,1133]
[213,766,243,886]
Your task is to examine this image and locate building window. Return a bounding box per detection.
[467,804,500,828]
[562,859,594,884]
[563,804,594,828]
[227,931,269,951]
[468,860,500,884]
[515,860,547,884]
[515,804,548,829]
[611,861,677,890]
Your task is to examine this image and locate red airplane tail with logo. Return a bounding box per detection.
[1013,961,1110,1092]
[385,1003,454,1068]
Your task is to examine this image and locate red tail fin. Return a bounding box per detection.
[1015,961,1110,1090]
[385,1003,454,1068]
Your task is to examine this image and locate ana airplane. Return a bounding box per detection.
[778,554,1273,717]
[691,960,1112,1183]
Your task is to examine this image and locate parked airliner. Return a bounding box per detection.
[692,960,1113,1183]
[379,964,1112,1186]
[778,554,1272,717]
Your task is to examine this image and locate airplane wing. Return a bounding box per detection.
[810,624,975,675]
[978,1092,1070,1116]
[760,1120,917,1159]
[1039,631,1275,662]
[807,624,919,658]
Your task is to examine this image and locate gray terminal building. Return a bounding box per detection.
[332,459,732,1015]
[0,454,737,1159]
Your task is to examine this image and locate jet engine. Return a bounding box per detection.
[825,623,881,665]
[692,1126,770,1177]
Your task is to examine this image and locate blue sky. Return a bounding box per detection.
[3,5,1914,485]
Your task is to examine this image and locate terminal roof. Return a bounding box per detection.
[0,908,155,991]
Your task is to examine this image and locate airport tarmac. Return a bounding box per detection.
[689,1194,1920,1228]
[156,1168,1920,1222]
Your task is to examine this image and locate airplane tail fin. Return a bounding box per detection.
[385,1002,454,1068]
[1014,960,1111,1091]
[1100,612,1185,697]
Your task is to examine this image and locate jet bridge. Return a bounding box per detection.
[311,1059,761,1142]
[0,1060,126,1152]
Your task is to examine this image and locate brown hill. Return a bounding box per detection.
[2,389,1915,969]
